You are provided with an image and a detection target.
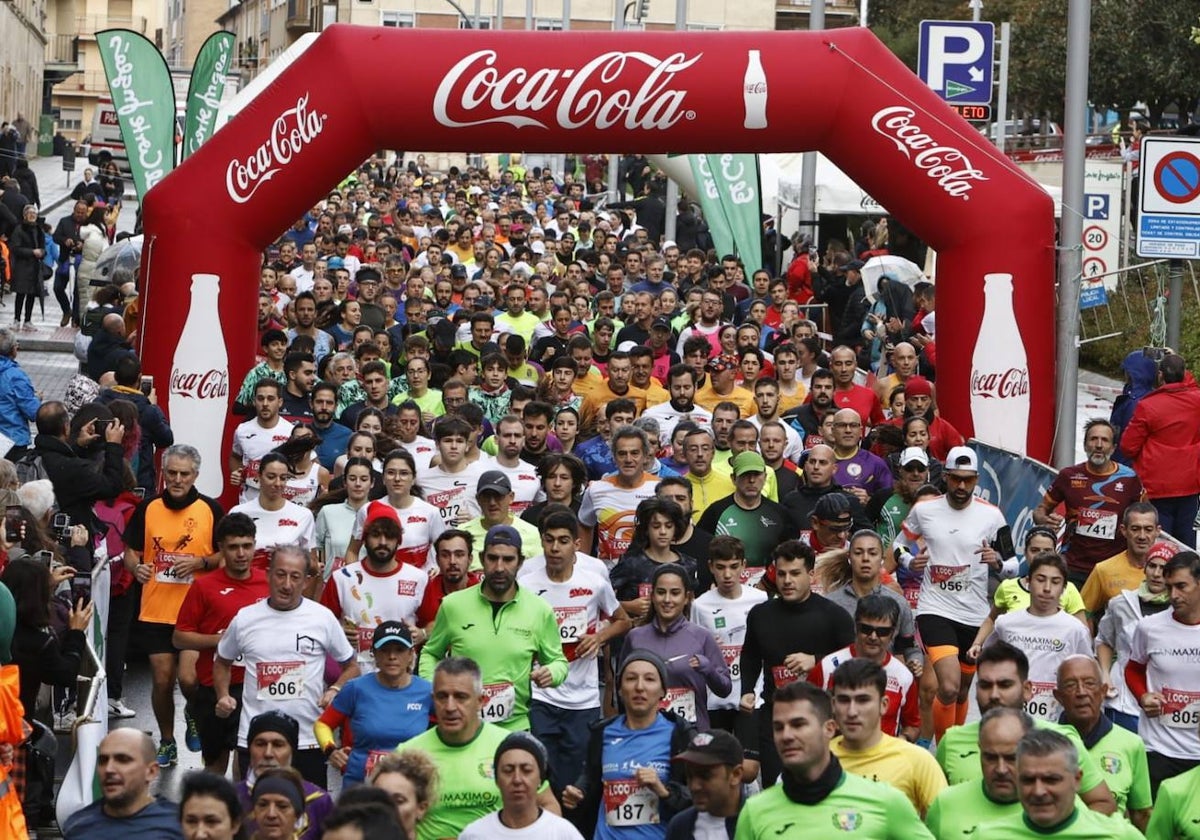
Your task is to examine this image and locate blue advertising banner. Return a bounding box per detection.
[969,439,1056,567]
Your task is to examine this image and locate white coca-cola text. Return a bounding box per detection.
[433,50,700,131]
[970,367,1029,399]
[870,106,988,200]
[745,81,766,95]
[171,368,229,400]
[226,94,326,204]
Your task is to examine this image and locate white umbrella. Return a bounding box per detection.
[862,255,927,303]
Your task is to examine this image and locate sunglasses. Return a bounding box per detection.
[822,520,853,534]
[857,623,895,638]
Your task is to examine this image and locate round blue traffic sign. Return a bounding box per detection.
[1154,152,1200,204]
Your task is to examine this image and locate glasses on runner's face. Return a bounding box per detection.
[857,623,895,638]
[822,520,853,534]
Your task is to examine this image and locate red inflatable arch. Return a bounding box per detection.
[139,25,1054,502]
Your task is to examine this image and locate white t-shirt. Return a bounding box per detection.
[231,417,295,503]
[323,561,427,671]
[459,809,584,840]
[492,458,546,515]
[422,461,487,526]
[217,598,354,748]
[901,496,1008,626]
[230,498,315,567]
[988,609,1093,721]
[401,436,438,473]
[693,812,731,840]
[692,587,768,710]
[351,497,445,570]
[1129,609,1200,759]
[524,564,620,710]
[578,474,660,563]
[282,460,322,506]
[641,402,714,448]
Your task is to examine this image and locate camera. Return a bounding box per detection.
[92,418,112,436]
[1142,346,1168,363]
[52,513,72,543]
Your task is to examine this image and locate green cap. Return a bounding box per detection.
[731,451,767,477]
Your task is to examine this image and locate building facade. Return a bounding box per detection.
[1,0,47,150]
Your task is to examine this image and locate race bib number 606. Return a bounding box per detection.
[257,661,305,701]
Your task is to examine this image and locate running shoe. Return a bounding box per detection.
[156,740,178,768]
[108,698,136,719]
[184,710,202,752]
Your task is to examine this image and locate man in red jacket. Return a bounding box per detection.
[1120,353,1200,547]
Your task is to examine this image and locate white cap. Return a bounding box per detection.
[945,446,978,474]
[898,447,929,468]
[617,340,639,352]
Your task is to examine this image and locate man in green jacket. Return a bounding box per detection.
[419,525,568,732]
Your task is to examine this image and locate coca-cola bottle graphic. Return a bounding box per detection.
[743,50,767,130]
[169,274,230,496]
[970,273,1030,454]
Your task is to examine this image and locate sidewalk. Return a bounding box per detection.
[5,153,139,351]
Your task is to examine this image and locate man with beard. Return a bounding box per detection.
[935,642,1116,814]
[925,708,1033,839]
[749,379,804,461]
[779,444,871,534]
[643,364,714,447]
[321,501,429,671]
[279,352,316,424]
[419,526,568,732]
[698,452,794,570]
[417,530,481,628]
[1035,419,1143,589]
[759,421,801,499]
[310,382,351,471]
[782,368,836,449]
[287,292,335,363]
[61,730,183,838]
[696,355,755,418]
[665,730,746,840]
[894,446,1014,741]
[1054,656,1152,830]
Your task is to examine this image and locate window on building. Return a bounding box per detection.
[534,17,562,30]
[458,17,491,28]
[58,107,83,132]
[381,10,414,26]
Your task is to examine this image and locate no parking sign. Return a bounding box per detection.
[1137,136,1200,258]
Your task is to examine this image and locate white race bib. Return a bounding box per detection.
[603,779,659,827]
[481,682,515,722]
[1076,508,1118,540]
[721,645,742,682]
[555,606,588,645]
[154,552,195,585]
[929,564,969,591]
[659,687,697,722]
[1024,681,1061,721]
[1163,688,1200,729]
[257,661,305,701]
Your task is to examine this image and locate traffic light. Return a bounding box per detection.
[635,0,649,21]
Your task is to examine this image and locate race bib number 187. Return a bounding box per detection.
[603,779,659,827]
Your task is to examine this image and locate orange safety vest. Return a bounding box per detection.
[0,664,28,837]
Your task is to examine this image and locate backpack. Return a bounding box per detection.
[13,450,47,485]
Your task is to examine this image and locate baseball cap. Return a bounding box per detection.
[813,492,853,525]
[372,620,414,650]
[731,451,767,477]
[844,259,865,271]
[706,354,739,374]
[672,730,743,766]
[477,470,513,496]
[450,264,468,278]
[945,445,979,474]
[899,447,930,468]
[905,375,933,398]
[651,316,673,331]
[484,524,522,551]
[363,499,402,530]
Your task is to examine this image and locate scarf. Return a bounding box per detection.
[780,754,843,805]
[1138,582,1170,605]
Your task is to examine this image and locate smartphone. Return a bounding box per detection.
[140,375,153,396]
[52,513,70,531]
[3,506,21,544]
[991,526,1016,561]
[132,487,146,500]
[92,418,112,435]
[33,550,54,566]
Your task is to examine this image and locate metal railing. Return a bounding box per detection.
[75,14,148,35]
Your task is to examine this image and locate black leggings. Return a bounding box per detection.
[13,293,35,322]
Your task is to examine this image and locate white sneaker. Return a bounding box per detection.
[108,698,136,718]
[53,709,76,732]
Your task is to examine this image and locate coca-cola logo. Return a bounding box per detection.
[745,81,766,95]
[971,367,1029,399]
[433,50,700,131]
[171,368,230,400]
[226,93,326,204]
[870,106,988,200]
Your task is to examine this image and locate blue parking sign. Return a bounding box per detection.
[918,21,995,106]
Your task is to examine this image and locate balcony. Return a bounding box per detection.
[286,0,311,30]
[45,33,81,66]
[55,70,110,96]
[75,14,149,38]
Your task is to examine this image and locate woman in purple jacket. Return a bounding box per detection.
[625,564,731,732]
